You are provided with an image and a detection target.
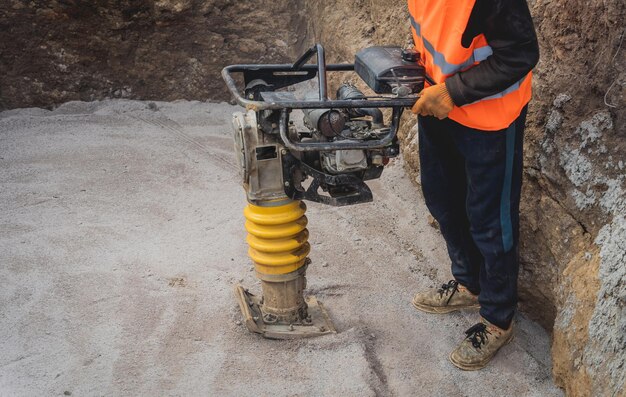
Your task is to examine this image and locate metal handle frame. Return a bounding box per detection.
[222,44,415,151]
[222,44,419,110]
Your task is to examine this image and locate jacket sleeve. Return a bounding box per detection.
[444,0,540,107]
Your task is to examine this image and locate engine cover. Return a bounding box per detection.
[321,150,368,174]
[232,110,287,203]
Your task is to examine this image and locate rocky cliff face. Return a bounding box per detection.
[1,0,624,395]
[528,0,625,394]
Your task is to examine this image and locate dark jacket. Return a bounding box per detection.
[445,0,540,106]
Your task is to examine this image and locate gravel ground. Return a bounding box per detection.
[0,100,563,396]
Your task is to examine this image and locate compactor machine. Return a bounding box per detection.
[222,44,424,338]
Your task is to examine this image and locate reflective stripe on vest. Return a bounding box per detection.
[410,16,493,76]
[408,0,532,131]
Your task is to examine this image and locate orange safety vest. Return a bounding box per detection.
[408,0,532,131]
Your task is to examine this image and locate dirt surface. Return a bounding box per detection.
[0,100,561,396]
[2,1,624,394]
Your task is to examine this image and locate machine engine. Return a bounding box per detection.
[227,44,424,207]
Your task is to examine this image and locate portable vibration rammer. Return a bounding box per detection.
[222,44,425,338]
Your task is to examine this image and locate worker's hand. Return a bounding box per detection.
[411,83,455,120]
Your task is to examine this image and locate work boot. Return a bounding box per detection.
[449,319,514,370]
[412,280,479,313]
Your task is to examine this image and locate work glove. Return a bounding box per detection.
[411,83,454,120]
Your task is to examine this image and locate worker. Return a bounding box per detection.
[408,0,539,370]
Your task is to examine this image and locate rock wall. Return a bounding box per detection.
[1,0,624,395]
[0,0,305,109]
[528,0,625,394]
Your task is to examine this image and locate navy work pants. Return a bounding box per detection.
[418,107,526,330]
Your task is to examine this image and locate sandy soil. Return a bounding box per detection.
[0,100,562,396]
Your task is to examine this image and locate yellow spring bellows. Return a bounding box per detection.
[244,201,310,275]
